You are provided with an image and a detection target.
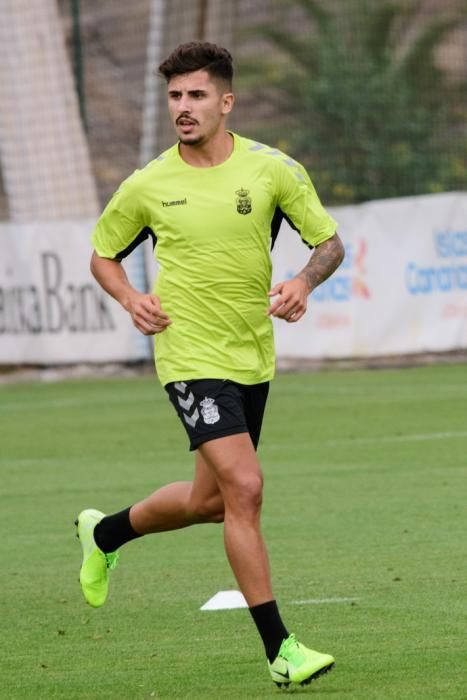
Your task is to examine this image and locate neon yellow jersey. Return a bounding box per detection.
[91,133,337,386]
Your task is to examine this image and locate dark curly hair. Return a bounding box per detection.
[158,42,233,89]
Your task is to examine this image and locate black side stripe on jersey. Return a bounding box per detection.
[270,207,313,252]
[115,226,157,261]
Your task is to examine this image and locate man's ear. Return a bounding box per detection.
[221,92,235,115]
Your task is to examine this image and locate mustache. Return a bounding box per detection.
[176,114,198,125]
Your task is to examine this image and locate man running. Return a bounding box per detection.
[76,41,344,689]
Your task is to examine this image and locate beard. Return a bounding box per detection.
[178,133,205,146]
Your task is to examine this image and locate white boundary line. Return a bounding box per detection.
[289,597,360,605]
[265,430,467,452]
[0,393,163,412]
[327,431,467,446]
[200,592,360,610]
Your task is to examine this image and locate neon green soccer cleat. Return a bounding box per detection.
[75,509,119,608]
[268,634,335,688]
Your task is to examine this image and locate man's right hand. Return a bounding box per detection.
[124,291,172,335]
[90,253,172,336]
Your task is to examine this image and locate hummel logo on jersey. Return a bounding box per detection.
[162,198,187,207]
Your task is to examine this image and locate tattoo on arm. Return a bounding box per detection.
[298,234,345,293]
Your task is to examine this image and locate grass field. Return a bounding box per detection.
[1,364,466,699]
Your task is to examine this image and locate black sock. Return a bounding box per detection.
[249,600,289,662]
[93,506,141,553]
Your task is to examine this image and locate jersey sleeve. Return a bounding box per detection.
[275,158,337,248]
[91,173,152,260]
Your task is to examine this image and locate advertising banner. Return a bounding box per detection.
[0,220,148,363]
[271,192,467,358]
[1,192,466,365]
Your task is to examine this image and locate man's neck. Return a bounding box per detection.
[179,130,234,168]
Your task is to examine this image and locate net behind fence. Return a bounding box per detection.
[0,0,465,221]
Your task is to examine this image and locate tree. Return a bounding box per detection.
[237,0,467,203]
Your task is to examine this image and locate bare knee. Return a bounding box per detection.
[198,435,264,521]
[225,472,264,517]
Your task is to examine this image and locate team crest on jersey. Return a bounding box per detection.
[200,397,220,424]
[235,188,252,215]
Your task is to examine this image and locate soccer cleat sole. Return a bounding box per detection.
[274,662,335,689]
[300,661,335,686]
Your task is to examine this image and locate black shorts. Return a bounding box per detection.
[165,379,269,451]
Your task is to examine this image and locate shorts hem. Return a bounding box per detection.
[190,426,249,451]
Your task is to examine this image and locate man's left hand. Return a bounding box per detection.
[267,277,310,322]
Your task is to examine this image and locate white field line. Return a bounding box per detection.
[327,431,467,446]
[265,430,467,451]
[200,592,359,611]
[289,597,360,605]
[0,393,163,412]
[277,384,467,398]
